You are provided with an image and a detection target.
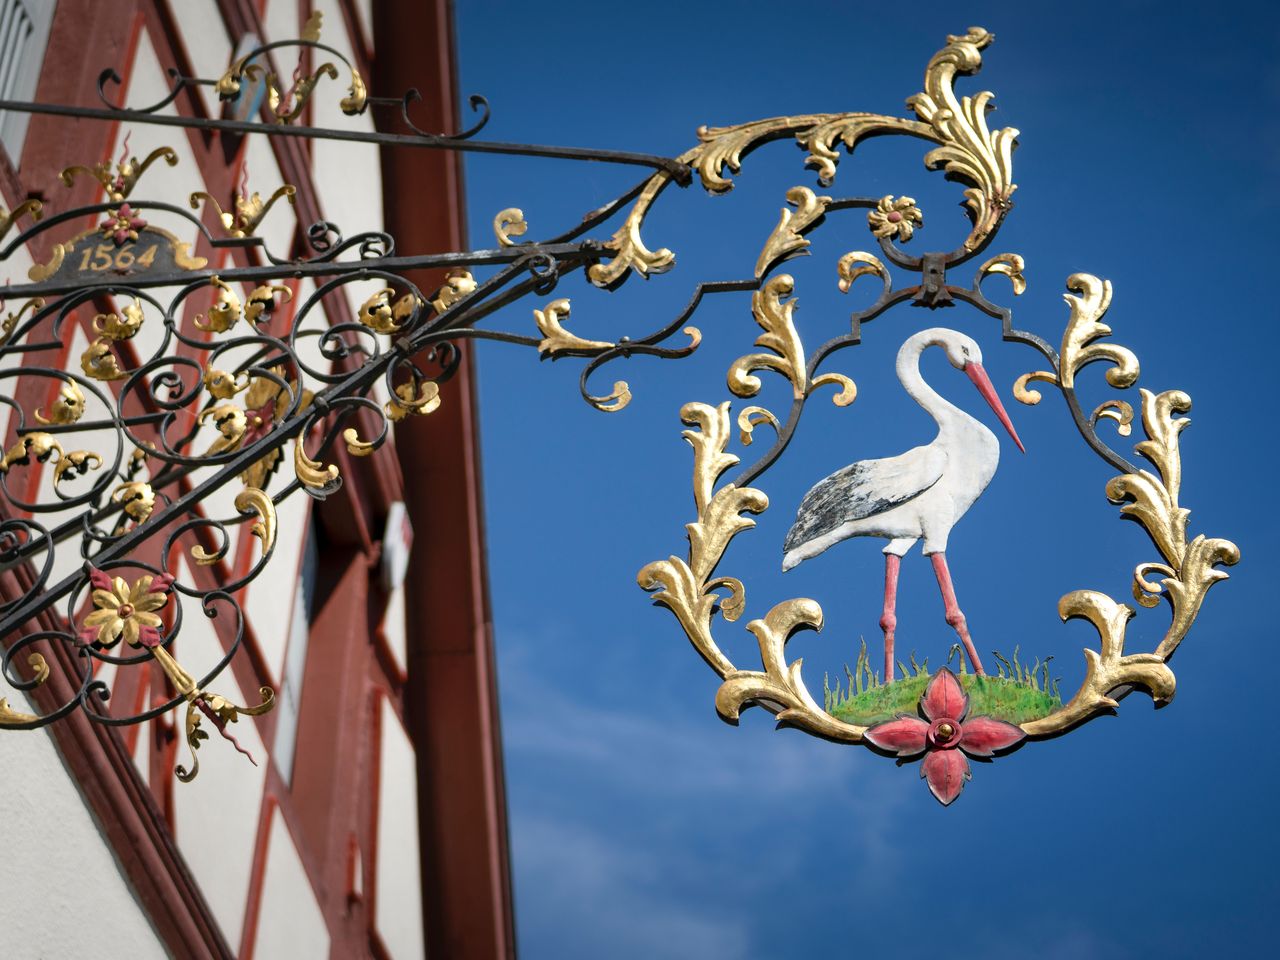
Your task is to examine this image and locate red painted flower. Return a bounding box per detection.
[864,668,1025,805]
[98,203,147,246]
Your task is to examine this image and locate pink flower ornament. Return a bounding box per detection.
[864,668,1025,805]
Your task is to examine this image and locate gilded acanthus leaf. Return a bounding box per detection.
[727,275,808,399]
[35,381,86,425]
[386,380,441,421]
[591,28,1014,287]
[837,251,890,295]
[194,277,243,334]
[534,299,613,356]
[431,270,476,315]
[1058,273,1138,390]
[1020,590,1174,737]
[715,599,866,743]
[494,208,528,246]
[905,26,1017,250]
[1015,276,1238,738]
[977,253,1026,296]
[755,186,831,278]
[93,300,145,340]
[80,339,127,381]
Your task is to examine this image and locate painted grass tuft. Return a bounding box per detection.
[824,639,1061,726]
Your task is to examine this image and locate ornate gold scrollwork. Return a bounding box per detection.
[1005,275,1239,736]
[111,481,155,524]
[358,288,420,335]
[638,402,867,742]
[493,208,528,247]
[386,380,441,421]
[535,299,612,356]
[430,270,476,314]
[727,274,856,406]
[190,185,297,238]
[0,653,49,727]
[0,296,44,346]
[34,381,86,426]
[59,146,178,202]
[590,27,1015,288]
[755,187,830,279]
[0,199,42,244]
[194,276,243,333]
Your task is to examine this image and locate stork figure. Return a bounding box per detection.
[782,328,1024,680]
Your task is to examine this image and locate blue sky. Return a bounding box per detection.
[456,2,1279,956]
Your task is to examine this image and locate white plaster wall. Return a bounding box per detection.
[261,0,298,50]
[311,0,385,326]
[376,698,427,960]
[252,809,331,959]
[169,562,268,949]
[0,693,170,960]
[172,0,233,116]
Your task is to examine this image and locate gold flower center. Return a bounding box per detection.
[935,722,955,741]
[117,603,134,618]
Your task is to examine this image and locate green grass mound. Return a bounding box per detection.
[829,671,1060,726]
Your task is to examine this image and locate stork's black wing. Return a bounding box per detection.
[783,445,945,554]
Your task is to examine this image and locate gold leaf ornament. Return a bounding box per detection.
[727,275,808,399]
[200,403,249,457]
[977,252,1027,296]
[0,296,44,346]
[867,195,923,242]
[244,284,292,324]
[293,437,340,490]
[836,251,890,294]
[755,186,831,278]
[111,481,156,524]
[80,339,127,381]
[93,299,146,340]
[194,277,243,334]
[357,288,423,337]
[60,146,178,203]
[0,198,42,244]
[190,186,296,239]
[534,299,613,356]
[34,380,86,425]
[203,367,249,400]
[430,270,477,314]
[52,450,103,487]
[494,208,528,246]
[0,433,63,473]
[386,380,441,421]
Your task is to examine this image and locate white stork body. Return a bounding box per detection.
[782,328,1023,678]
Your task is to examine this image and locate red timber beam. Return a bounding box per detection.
[372,1,517,958]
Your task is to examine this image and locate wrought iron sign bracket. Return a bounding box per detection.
[0,26,1237,804]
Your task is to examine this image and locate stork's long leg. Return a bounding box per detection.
[930,552,986,675]
[880,554,900,682]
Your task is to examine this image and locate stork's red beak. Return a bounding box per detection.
[964,362,1024,453]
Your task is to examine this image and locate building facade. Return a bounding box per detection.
[0,1,513,957]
